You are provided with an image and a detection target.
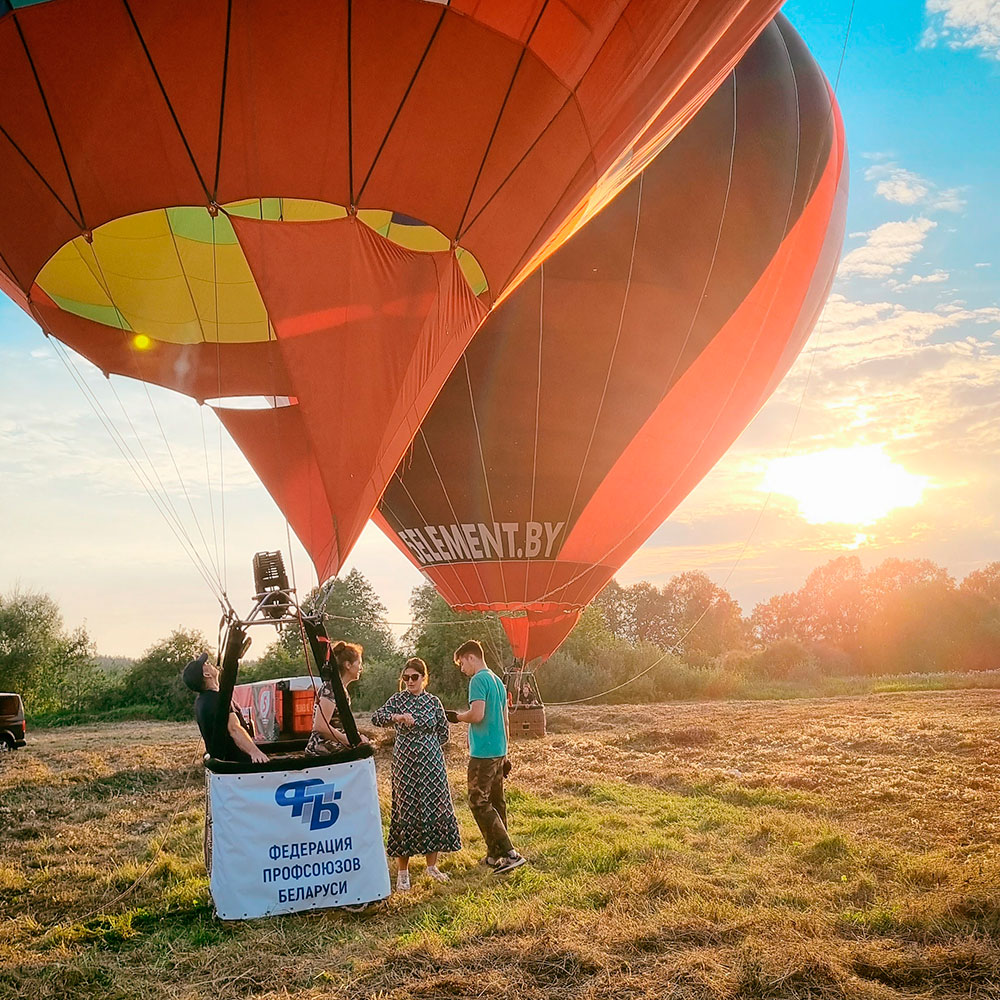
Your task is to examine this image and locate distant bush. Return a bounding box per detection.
[536,643,744,705]
[99,629,207,721]
[351,658,407,712]
[743,639,818,682]
[30,702,179,728]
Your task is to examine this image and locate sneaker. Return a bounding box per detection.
[491,851,527,876]
[426,865,450,883]
[395,870,411,892]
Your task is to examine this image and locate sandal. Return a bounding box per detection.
[426,865,450,883]
[395,870,411,892]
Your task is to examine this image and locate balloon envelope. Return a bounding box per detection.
[0,0,782,581]
[375,14,849,660]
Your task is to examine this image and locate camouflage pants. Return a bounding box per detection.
[467,756,513,859]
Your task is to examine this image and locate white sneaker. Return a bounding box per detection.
[396,870,411,892]
[492,851,527,876]
[426,865,450,883]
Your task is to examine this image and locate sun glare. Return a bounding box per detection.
[762,445,928,525]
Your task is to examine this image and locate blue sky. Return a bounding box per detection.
[1,1,999,657]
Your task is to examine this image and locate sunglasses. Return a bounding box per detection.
[402,673,422,682]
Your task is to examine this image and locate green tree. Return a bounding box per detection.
[658,571,746,660]
[53,627,105,713]
[0,588,97,714]
[750,591,802,646]
[282,569,397,661]
[561,604,617,664]
[864,558,953,616]
[591,580,635,642]
[239,641,306,683]
[404,583,509,704]
[111,628,207,718]
[961,562,1000,606]
[793,556,866,653]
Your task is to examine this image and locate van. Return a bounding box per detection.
[0,693,26,751]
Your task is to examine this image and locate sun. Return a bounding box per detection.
[762,445,928,525]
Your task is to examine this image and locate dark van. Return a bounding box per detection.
[0,693,26,751]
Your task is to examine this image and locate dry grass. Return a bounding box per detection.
[2,691,999,999]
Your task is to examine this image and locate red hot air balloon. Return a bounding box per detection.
[0,0,783,585]
[374,14,849,662]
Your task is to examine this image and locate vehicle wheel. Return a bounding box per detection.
[0,736,15,752]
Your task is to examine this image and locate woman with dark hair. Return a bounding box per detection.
[371,657,461,890]
[305,640,370,754]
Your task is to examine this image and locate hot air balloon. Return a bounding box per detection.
[374,13,849,663]
[0,0,783,586]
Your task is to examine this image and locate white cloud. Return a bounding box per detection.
[910,269,950,284]
[837,218,936,279]
[867,165,929,205]
[923,0,1000,58]
[864,161,966,212]
[889,269,951,291]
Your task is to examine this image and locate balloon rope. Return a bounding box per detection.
[60,240,227,599]
[48,339,228,608]
[84,241,226,586]
[163,202,224,582]
[211,213,228,597]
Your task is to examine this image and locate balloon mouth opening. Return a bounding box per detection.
[206,395,298,411]
[33,198,488,347]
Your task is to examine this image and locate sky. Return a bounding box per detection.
[1,1,999,658]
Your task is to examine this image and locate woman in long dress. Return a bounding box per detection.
[371,658,462,890]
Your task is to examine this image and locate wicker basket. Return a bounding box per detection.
[509,705,546,739]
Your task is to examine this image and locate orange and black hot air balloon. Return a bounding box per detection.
[374,14,849,662]
[0,0,782,585]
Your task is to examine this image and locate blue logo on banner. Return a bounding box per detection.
[275,778,343,830]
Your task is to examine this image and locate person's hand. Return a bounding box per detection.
[399,712,416,727]
[445,710,459,724]
[502,758,512,777]
[359,734,372,745]
[250,747,269,764]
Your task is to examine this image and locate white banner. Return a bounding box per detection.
[208,757,390,919]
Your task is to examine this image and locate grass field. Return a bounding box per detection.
[2,691,999,999]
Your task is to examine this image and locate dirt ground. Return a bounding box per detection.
[1,690,999,1000]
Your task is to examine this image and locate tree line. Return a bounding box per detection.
[3,556,1000,721]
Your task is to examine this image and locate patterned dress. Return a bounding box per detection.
[304,681,348,755]
[371,690,462,857]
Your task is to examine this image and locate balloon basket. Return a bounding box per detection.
[203,744,390,920]
[509,705,547,739]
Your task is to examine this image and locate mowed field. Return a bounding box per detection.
[2,692,999,1000]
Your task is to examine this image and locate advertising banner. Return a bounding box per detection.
[209,757,390,919]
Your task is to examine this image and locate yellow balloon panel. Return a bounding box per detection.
[35,200,486,345]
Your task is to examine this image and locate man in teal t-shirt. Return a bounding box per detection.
[452,639,526,875]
